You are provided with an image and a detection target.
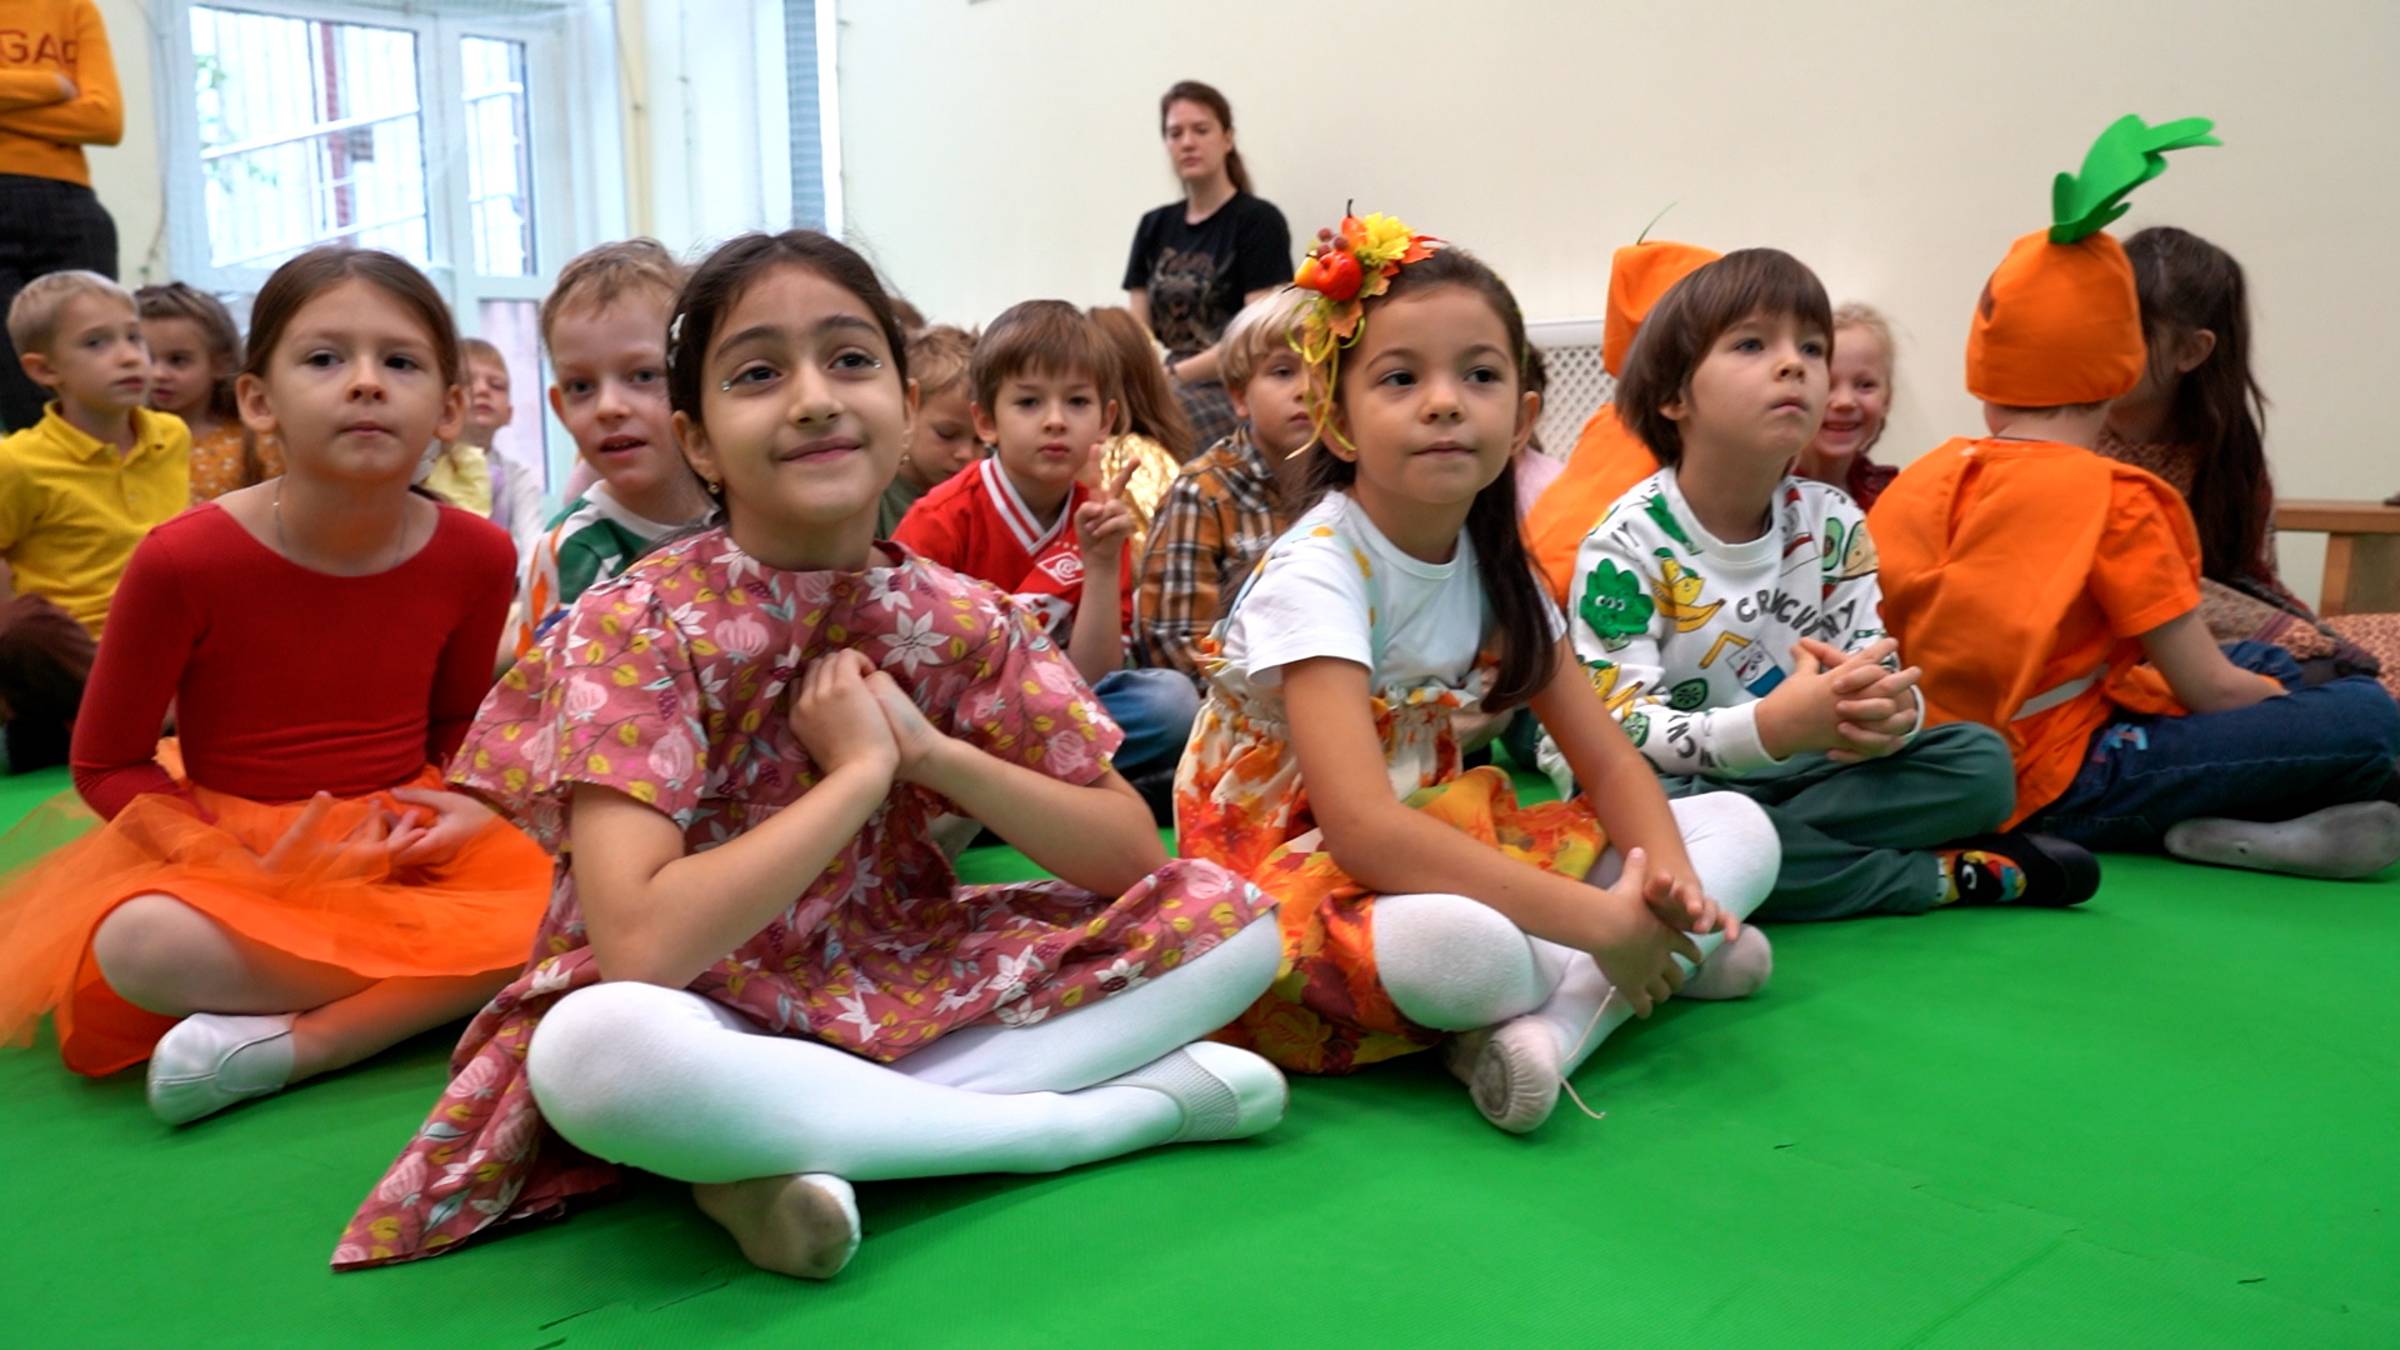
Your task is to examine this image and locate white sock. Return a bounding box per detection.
[2164,802,2400,880]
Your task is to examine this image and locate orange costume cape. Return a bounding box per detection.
[1524,240,1718,601]
[1869,439,2194,828]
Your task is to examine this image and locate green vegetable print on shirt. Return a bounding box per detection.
[1580,559,1655,652]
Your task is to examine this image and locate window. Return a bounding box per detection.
[162,0,626,495]
[783,0,838,232]
[190,9,432,270]
[460,35,535,277]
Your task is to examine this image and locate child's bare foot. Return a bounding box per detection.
[692,1173,860,1279]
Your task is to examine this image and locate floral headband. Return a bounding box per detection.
[1287,206,1440,453]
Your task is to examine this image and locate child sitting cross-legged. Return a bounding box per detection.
[1134,285,1318,683]
[1178,212,1779,1136]
[1548,248,2096,919]
[337,230,1284,1279]
[1873,115,2400,877]
[511,239,715,658]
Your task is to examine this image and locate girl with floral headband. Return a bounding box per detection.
[1175,213,1782,1134]
[338,230,1287,1280]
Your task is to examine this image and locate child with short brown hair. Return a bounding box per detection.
[418,336,547,558]
[511,238,713,657]
[896,300,1197,812]
[1560,247,2076,920]
[1874,115,2400,878]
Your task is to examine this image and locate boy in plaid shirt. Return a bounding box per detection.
[1136,288,1318,681]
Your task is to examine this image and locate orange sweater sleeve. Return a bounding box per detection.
[0,69,71,113]
[0,3,122,154]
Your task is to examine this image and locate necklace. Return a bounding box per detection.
[273,481,414,575]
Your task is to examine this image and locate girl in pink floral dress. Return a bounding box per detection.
[338,231,1284,1280]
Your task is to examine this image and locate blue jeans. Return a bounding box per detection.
[2024,642,2400,851]
[1095,667,1200,779]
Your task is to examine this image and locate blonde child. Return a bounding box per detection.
[1556,248,2089,920]
[418,337,546,558]
[896,301,1199,812]
[339,230,1283,1279]
[876,324,981,536]
[138,281,283,501]
[1177,214,1778,1135]
[0,271,188,771]
[511,239,714,658]
[1874,115,2400,878]
[0,247,551,1120]
[1135,286,1316,681]
[1793,302,1899,509]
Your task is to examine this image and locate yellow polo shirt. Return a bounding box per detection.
[419,441,494,516]
[0,404,191,636]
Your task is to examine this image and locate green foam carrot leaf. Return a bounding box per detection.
[2049,114,2220,244]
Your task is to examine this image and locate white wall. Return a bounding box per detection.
[89,0,164,285]
[619,0,792,250]
[836,0,2400,605]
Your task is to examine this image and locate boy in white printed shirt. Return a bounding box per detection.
[1549,248,2096,919]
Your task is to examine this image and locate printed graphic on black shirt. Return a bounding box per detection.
[1147,245,1235,356]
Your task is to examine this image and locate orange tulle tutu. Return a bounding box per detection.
[0,767,553,1076]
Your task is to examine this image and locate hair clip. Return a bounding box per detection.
[1288,205,1440,452]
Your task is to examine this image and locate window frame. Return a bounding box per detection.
[158,0,619,303]
[155,0,627,487]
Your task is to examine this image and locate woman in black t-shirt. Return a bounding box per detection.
[1122,80,1292,455]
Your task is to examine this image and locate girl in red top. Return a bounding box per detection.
[0,246,551,1122]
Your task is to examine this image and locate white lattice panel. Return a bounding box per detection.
[1526,318,1613,459]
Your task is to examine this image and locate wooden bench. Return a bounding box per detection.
[2273,498,2400,616]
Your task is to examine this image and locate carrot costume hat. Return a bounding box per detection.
[1603,237,1719,382]
[1522,235,1720,601]
[1965,113,2220,405]
[1872,113,2223,827]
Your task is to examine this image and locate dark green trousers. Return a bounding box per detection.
[1665,721,2016,921]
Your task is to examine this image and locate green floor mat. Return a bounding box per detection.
[6,772,2394,1345]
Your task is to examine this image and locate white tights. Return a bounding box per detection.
[525,915,1280,1184]
[1371,792,1779,1074]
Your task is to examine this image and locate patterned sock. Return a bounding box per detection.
[1935,849,2027,905]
